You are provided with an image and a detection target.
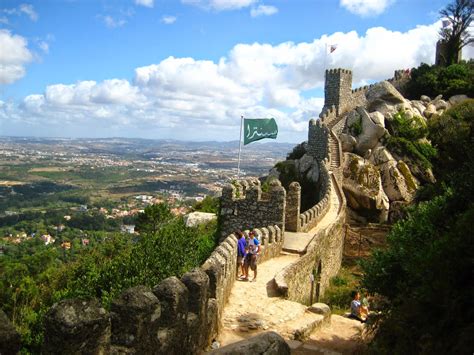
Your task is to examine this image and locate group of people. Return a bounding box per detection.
[236,230,260,282]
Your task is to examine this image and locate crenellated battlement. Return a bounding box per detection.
[321,69,410,119]
[220,179,286,237]
[326,68,352,75]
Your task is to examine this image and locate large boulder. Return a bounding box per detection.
[448,94,469,106]
[410,100,426,116]
[306,163,320,183]
[210,331,290,355]
[0,310,21,355]
[368,146,395,166]
[354,107,387,155]
[366,81,405,112]
[423,103,437,118]
[342,153,389,222]
[340,133,357,152]
[296,153,315,174]
[380,160,418,202]
[184,212,217,227]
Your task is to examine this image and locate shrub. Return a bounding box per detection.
[349,116,362,136]
[405,61,474,99]
[321,268,360,314]
[389,110,427,141]
[386,137,433,170]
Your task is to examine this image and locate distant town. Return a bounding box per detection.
[0,136,293,247]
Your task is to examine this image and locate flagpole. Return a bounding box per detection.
[237,115,243,178]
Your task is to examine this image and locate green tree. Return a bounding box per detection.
[361,100,474,353]
[135,203,172,235]
[439,0,473,65]
[193,195,219,214]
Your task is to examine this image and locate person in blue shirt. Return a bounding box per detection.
[236,230,247,279]
[243,230,260,282]
[350,291,367,322]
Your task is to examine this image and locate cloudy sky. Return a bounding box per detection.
[0,0,471,142]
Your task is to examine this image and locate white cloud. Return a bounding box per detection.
[19,4,38,21]
[2,3,38,22]
[340,0,394,17]
[0,30,33,84]
[0,16,9,25]
[250,4,278,17]
[3,21,465,141]
[38,40,49,53]
[102,15,127,28]
[182,0,258,11]
[161,15,177,24]
[135,0,154,8]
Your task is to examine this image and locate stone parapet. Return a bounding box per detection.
[299,161,331,233]
[42,225,284,354]
[220,179,286,237]
[274,176,346,304]
[308,119,329,162]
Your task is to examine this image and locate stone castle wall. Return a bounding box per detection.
[321,68,410,119]
[274,175,346,304]
[219,179,286,237]
[308,119,330,161]
[42,227,284,354]
[285,182,301,233]
[299,161,331,233]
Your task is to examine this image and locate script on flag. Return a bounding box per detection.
[243,118,278,145]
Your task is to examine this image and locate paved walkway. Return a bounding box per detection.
[284,174,343,254]
[218,173,345,348]
[218,254,309,346]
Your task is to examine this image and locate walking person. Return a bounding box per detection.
[236,230,247,279]
[244,230,260,282]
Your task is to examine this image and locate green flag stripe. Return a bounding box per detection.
[243,118,278,145]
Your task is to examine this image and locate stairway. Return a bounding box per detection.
[328,134,340,169]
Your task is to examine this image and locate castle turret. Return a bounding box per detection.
[322,68,353,116]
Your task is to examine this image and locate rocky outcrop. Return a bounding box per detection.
[366,81,405,112]
[0,310,21,355]
[354,107,387,155]
[342,153,389,222]
[210,331,290,355]
[380,160,417,202]
[184,212,217,227]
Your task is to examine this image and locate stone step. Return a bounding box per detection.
[275,311,326,341]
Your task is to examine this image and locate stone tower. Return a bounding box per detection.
[322,68,353,116]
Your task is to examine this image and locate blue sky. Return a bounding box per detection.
[0,0,471,142]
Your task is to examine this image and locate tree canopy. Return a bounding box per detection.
[361,99,474,353]
[439,0,473,65]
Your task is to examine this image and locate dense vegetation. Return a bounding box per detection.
[0,203,218,353]
[361,99,474,353]
[386,109,437,171]
[405,61,474,99]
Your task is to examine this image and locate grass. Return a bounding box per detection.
[321,266,362,315]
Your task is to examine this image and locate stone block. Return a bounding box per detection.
[43,298,110,355]
[110,286,161,350]
[210,331,290,355]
